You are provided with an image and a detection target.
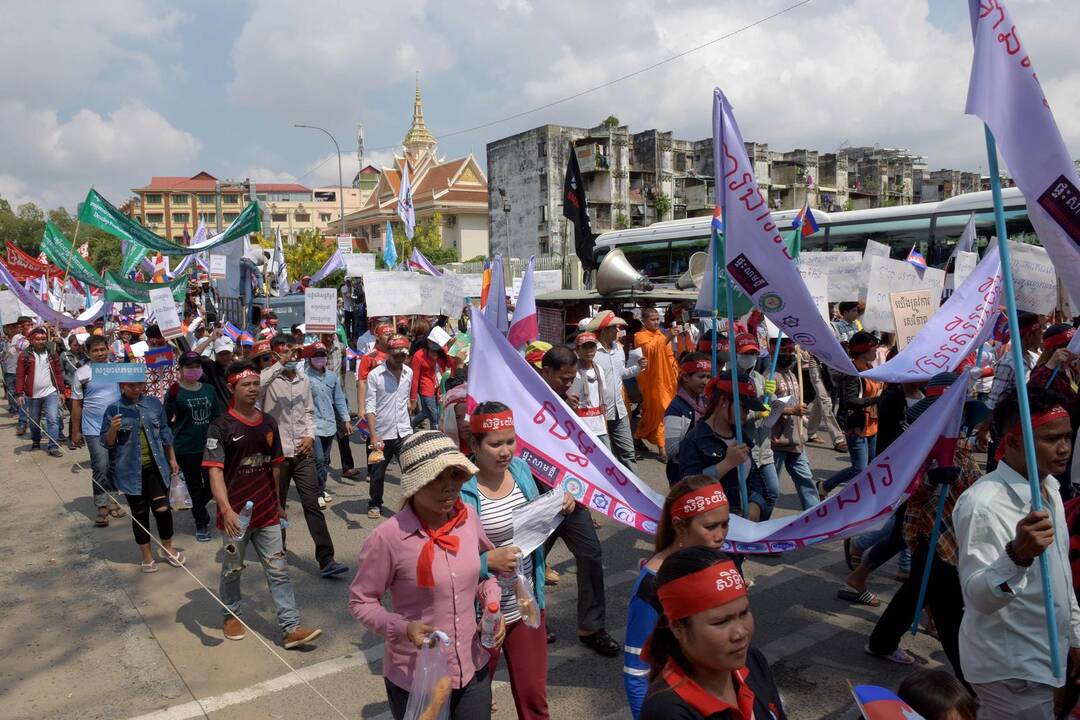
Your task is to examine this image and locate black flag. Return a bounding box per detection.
[562,144,596,270]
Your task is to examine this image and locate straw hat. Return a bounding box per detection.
[399,430,478,499]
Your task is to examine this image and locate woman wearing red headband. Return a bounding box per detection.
[1028,323,1079,428]
[460,401,575,719]
[640,547,785,719]
[624,477,731,719]
[663,353,713,486]
[822,331,883,496]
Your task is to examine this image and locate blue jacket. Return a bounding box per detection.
[102,395,174,496]
[305,366,349,438]
[624,566,660,719]
[460,456,547,610]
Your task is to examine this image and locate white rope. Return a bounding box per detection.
[14,400,352,720]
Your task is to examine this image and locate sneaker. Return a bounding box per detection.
[15,425,26,436]
[223,616,246,641]
[322,490,333,504]
[283,626,322,649]
[317,495,327,510]
[195,526,212,543]
[319,560,349,578]
[47,448,63,458]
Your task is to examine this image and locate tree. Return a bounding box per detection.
[603,115,620,128]
[282,228,334,281]
[376,212,459,268]
[650,192,672,221]
[615,211,630,230]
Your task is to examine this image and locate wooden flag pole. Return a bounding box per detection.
[985,123,1061,677]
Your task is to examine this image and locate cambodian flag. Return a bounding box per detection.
[711,205,724,233]
[991,312,1009,344]
[792,202,819,237]
[144,345,174,369]
[851,685,926,720]
[507,256,538,349]
[222,322,242,341]
[906,244,928,270]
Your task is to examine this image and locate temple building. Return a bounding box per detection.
[342,78,490,261]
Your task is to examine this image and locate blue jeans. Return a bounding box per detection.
[85,434,118,508]
[220,525,300,635]
[824,433,877,492]
[5,371,26,426]
[313,434,334,494]
[411,394,439,430]
[27,393,60,450]
[749,462,779,520]
[774,450,820,511]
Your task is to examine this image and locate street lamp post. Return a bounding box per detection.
[499,188,511,277]
[294,124,346,235]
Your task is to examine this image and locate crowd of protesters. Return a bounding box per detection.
[7,276,1080,720]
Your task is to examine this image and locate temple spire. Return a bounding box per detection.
[402,71,437,160]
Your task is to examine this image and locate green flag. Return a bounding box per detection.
[40,222,104,288]
[120,242,148,277]
[79,188,260,256]
[104,270,188,303]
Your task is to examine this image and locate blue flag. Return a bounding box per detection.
[383,221,398,268]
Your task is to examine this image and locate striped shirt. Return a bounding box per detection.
[477,483,533,623]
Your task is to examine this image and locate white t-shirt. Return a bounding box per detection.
[4,334,26,374]
[31,351,57,399]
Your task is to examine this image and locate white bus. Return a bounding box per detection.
[592,187,1031,282]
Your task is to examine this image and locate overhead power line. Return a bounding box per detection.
[294,0,812,180]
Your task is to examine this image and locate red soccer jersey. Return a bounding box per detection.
[202,408,285,530]
[359,348,388,381]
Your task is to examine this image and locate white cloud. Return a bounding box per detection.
[0,100,201,209]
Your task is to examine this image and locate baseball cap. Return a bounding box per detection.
[735,333,759,354]
[251,340,273,359]
[705,371,766,412]
[389,335,410,352]
[212,337,235,354]
[179,351,203,367]
[576,332,599,347]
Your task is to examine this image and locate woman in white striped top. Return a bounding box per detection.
[460,401,576,720]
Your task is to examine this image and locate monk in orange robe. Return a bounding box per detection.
[633,307,678,460]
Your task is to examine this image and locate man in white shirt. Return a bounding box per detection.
[953,387,1080,719]
[588,311,645,473]
[569,332,609,448]
[15,326,65,456]
[364,335,415,520]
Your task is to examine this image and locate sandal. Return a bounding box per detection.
[108,504,125,518]
[141,560,158,573]
[95,507,110,527]
[837,586,881,607]
[164,551,185,568]
[578,630,620,657]
[864,645,914,665]
[834,441,848,453]
[367,508,382,519]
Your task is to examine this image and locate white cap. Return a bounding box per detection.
[213,337,235,354]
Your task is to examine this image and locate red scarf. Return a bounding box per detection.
[416,500,469,588]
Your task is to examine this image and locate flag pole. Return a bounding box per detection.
[984,123,1061,677]
[910,480,950,636]
[717,99,748,515]
[765,226,804,401]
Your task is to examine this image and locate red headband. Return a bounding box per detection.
[470,410,515,433]
[670,483,729,520]
[657,560,747,621]
[925,384,948,397]
[705,376,756,398]
[389,337,409,350]
[680,360,710,375]
[227,368,259,386]
[995,406,1071,461]
[848,340,877,355]
[1044,328,1075,351]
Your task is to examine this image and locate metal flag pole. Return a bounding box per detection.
[711,230,719,376]
[765,226,804,402]
[984,123,1061,677]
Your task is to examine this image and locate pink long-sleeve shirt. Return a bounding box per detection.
[348,502,499,691]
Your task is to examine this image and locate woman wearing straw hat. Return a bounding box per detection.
[349,430,504,720]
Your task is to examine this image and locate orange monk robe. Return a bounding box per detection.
[633,327,678,448]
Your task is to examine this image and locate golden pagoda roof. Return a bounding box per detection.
[402,73,437,155]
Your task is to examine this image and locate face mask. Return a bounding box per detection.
[283,361,298,372]
[736,355,757,371]
[309,356,328,370]
[181,367,203,383]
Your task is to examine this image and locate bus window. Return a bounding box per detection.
[827,216,932,257]
[669,236,710,276]
[622,240,673,280]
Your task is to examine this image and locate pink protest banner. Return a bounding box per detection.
[861,245,1002,383]
[712,88,857,376]
[724,373,966,553]
[967,0,1080,311]
[467,309,665,532]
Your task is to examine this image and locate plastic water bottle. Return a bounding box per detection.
[480,602,502,648]
[229,501,254,541]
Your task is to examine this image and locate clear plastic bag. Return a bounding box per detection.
[403,631,452,720]
[169,471,193,510]
[512,567,541,629]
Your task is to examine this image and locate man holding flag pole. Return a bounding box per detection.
[952,0,1080,714]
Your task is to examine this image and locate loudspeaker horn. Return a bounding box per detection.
[675,251,708,289]
[596,248,654,295]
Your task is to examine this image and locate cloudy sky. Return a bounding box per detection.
[2,0,1078,212]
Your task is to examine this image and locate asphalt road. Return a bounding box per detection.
[0,391,953,720]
